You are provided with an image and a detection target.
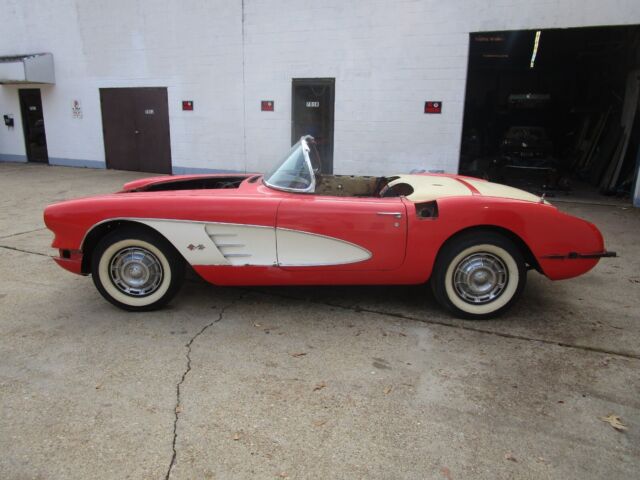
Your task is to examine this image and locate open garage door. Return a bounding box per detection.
[460,26,640,205]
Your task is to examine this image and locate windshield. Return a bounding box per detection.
[263,137,316,193]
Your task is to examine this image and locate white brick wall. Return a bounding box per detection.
[1,0,639,175]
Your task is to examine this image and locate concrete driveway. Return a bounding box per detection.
[0,162,638,480]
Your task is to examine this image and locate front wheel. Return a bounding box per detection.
[431,231,527,319]
[91,227,185,311]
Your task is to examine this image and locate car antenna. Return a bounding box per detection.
[539,192,546,203]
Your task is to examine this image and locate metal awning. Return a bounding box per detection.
[0,53,55,84]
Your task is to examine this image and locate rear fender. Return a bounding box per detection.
[405,196,605,281]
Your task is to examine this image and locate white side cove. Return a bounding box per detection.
[133,219,371,267]
[276,228,371,266]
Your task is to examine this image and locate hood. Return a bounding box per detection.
[388,174,545,204]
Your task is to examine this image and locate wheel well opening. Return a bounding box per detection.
[80,220,173,274]
[438,225,541,273]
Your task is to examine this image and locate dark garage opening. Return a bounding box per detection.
[459,25,640,204]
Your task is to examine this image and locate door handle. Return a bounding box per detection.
[376,212,403,219]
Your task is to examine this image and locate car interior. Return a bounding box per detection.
[306,139,413,198]
[313,174,416,198]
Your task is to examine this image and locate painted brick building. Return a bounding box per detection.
[1,0,639,206]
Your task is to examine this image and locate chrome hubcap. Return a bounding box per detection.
[453,252,508,304]
[109,247,163,297]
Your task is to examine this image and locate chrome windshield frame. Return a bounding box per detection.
[263,136,316,194]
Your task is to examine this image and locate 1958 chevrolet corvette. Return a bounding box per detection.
[44,136,615,319]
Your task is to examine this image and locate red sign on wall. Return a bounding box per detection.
[182,100,194,111]
[261,100,274,111]
[424,101,442,114]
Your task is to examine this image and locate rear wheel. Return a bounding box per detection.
[431,231,527,319]
[91,227,185,311]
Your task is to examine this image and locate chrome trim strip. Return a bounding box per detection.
[81,217,373,267]
[277,260,370,267]
[80,218,273,250]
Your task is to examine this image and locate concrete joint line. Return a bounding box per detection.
[0,245,52,258]
[164,294,245,480]
[0,227,46,240]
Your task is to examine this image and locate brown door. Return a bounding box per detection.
[292,78,335,173]
[99,87,172,174]
[19,89,49,163]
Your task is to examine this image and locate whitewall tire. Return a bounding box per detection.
[431,231,527,319]
[91,227,185,311]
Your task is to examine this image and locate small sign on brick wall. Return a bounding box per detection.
[72,99,82,119]
[424,101,442,114]
[261,100,274,111]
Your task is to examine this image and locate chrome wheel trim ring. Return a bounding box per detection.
[109,247,164,297]
[452,252,508,305]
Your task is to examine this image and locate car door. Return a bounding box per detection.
[275,194,407,270]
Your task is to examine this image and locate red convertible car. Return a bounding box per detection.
[44,136,614,319]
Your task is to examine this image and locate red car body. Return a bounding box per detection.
[44,136,614,318]
[45,171,607,286]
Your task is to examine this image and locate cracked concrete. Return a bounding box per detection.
[165,297,245,480]
[1,163,639,479]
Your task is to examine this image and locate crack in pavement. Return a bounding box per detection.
[246,289,640,361]
[164,295,245,480]
[0,245,53,257]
